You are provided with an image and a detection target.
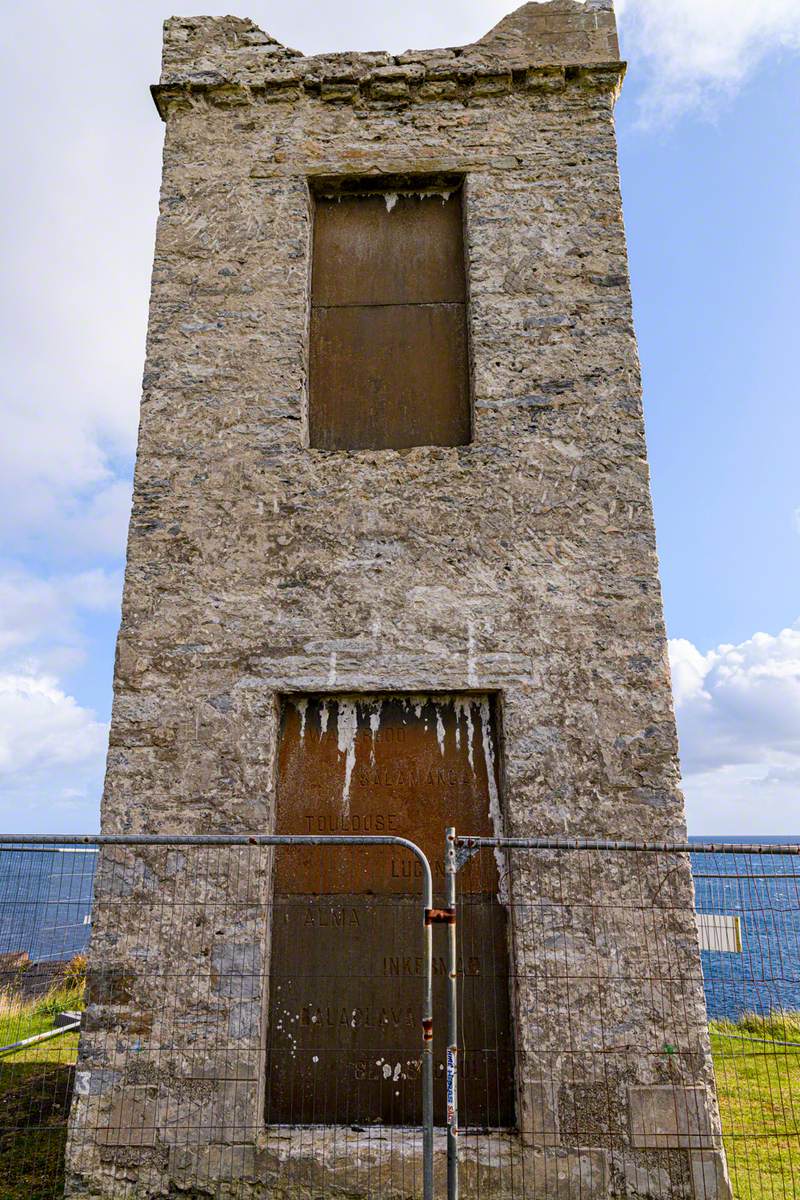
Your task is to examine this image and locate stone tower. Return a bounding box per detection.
[68,3,731,1197]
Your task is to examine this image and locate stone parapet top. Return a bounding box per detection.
[153,2,623,118]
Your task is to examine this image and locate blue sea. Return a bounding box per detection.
[0,847,96,965]
[0,839,798,1021]
[689,836,800,1020]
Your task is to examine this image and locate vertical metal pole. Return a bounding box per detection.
[445,827,459,1200]
[421,855,434,1200]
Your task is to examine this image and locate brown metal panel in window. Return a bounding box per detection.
[308,186,471,450]
[309,303,470,450]
[312,191,466,306]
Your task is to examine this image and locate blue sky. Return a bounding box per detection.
[621,52,800,652]
[1,1,799,835]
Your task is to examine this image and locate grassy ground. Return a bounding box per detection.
[0,962,85,1060]
[0,960,84,1200]
[710,1012,800,1199]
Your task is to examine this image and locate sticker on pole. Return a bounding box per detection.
[446,1045,457,1127]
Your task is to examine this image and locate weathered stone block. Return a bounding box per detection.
[615,1148,693,1200]
[629,1086,719,1150]
[87,966,136,1007]
[369,79,411,100]
[320,82,358,102]
[522,1147,610,1199]
[691,1150,734,1200]
[519,1078,560,1146]
[96,1090,158,1148]
[560,1079,628,1144]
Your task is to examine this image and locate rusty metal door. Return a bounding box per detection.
[265,695,514,1127]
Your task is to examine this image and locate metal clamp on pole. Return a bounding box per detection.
[425,907,456,925]
[445,826,459,1200]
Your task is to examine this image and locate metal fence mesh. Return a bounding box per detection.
[450,839,799,1200]
[0,838,433,1200]
[0,844,94,1199]
[0,836,798,1199]
[692,848,800,1200]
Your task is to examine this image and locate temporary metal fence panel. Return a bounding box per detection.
[445,833,800,1200]
[0,833,436,1200]
[3,832,799,1199]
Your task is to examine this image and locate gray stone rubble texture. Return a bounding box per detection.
[66,3,732,1196]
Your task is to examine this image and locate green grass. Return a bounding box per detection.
[0,1065,75,1200]
[710,1011,800,1199]
[0,960,85,1199]
[0,978,84,1065]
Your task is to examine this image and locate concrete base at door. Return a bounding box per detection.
[68,1125,732,1198]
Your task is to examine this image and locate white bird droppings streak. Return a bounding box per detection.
[369,705,382,766]
[466,703,475,770]
[336,700,359,814]
[295,698,308,739]
[435,705,446,756]
[455,698,475,771]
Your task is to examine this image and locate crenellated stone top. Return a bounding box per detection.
[152,1,622,118]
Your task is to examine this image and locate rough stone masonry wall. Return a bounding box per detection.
[67,3,730,1196]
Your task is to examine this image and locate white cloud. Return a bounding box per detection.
[56,480,135,561]
[0,674,107,775]
[0,565,119,830]
[616,0,800,121]
[0,565,123,663]
[793,507,800,535]
[0,8,150,566]
[0,672,107,832]
[669,623,800,834]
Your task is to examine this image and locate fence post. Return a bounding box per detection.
[420,852,434,1200]
[445,826,459,1200]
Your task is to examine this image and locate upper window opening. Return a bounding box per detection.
[308,179,471,451]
